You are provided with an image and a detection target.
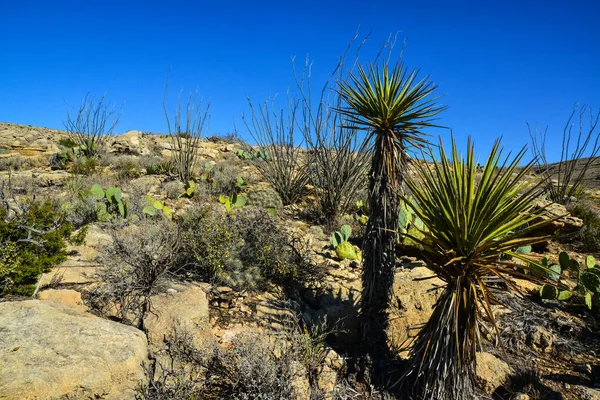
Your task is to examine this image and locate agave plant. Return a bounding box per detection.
[337,61,446,359]
[399,137,552,399]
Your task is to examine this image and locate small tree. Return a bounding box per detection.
[64,94,121,157]
[337,59,446,361]
[163,78,210,183]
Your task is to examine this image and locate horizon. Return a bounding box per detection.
[1,0,599,163]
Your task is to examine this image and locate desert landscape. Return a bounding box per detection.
[0,112,599,400]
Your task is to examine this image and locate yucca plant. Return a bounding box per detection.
[399,137,553,399]
[337,61,446,359]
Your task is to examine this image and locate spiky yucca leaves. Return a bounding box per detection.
[337,62,445,360]
[400,137,551,400]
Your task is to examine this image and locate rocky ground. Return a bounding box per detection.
[0,122,599,399]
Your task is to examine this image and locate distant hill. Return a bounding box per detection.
[536,157,600,189]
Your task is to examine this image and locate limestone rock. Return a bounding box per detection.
[531,199,583,236]
[36,288,87,312]
[476,352,512,394]
[0,300,148,399]
[143,283,210,350]
[110,130,149,155]
[388,266,444,355]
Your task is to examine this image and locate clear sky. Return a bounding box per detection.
[1,0,599,161]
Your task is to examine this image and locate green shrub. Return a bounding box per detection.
[89,219,181,327]
[58,137,78,148]
[0,200,76,296]
[567,200,600,253]
[181,206,318,290]
[70,156,98,175]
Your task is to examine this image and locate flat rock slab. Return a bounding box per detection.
[39,265,99,287]
[0,300,149,399]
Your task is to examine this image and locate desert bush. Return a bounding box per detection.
[138,315,339,400]
[293,55,371,222]
[163,80,210,182]
[529,103,600,204]
[138,329,296,400]
[246,186,283,210]
[567,200,600,253]
[88,219,183,328]
[70,156,98,175]
[0,179,77,295]
[110,155,144,181]
[64,94,121,157]
[181,205,319,291]
[0,155,24,171]
[243,97,309,205]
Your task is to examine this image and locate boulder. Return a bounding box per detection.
[110,130,149,155]
[475,352,512,394]
[143,283,210,351]
[388,266,444,355]
[36,288,87,312]
[0,300,148,399]
[531,200,583,236]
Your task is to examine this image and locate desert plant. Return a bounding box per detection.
[398,137,552,400]
[63,94,121,157]
[292,52,371,222]
[529,103,600,203]
[337,59,446,360]
[243,97,309,205]
[88,184,127,221]
[567,200,600,253]
[234,148,271,161]
[1,177,77,295]
[539,252,600,310]
[219,192,247,213]
[353,200,369,226]
[142,196,172,220]
[163,79,210,182]
[69,156,98,175]
[89,219,182,328]
[331,224,359,260]
[246,186,282,216]
[58,137,78,148]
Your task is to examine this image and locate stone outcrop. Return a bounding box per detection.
[0,300,148,399]
[143,283,210,350]
[388,266,444,355]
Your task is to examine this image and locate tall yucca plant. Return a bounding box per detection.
[400,137,552,399]
[337,62,446,359]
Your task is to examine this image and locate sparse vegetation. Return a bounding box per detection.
[337,57,446,361]
[398,137,552,399]
[1,177,79,296]
[64,94,121,158]
[529,103,600,204]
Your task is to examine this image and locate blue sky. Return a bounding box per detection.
[1,0,598,161]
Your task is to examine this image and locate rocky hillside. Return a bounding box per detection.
[0,123,599,399]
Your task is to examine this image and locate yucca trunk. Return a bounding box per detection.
[360,132,403,359]
[403,278,478,400]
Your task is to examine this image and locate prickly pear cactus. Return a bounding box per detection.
[335,241,357,260]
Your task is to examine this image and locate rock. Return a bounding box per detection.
[38,264,100,287]
[110,130,149,155]
[143,283,210,350]
[513,393,530,400]
[388,267,444,355]
[0,300,148,399]
[526,326,554,353]
[531,200,583,235]
[37,288,87,312]
[475,352,512,394]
